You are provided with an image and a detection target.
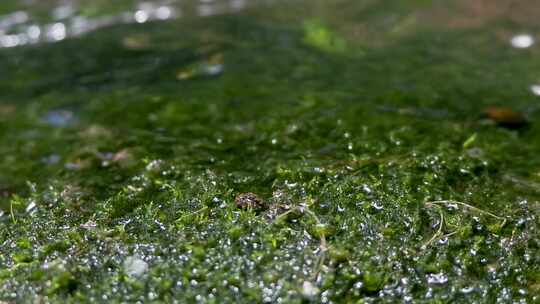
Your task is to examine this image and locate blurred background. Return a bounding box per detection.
[2,0,540,208]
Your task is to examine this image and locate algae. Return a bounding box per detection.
[1,0,540,303]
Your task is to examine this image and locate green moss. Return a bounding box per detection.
[48,272,79,295]
[42,240,71,255]
[362,271,387,294]
[303,20,347,53]
[0,0,539,303]
[12,252,33,264]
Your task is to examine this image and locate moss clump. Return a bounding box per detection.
[0,1,540,303]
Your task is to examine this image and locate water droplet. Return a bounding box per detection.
[43,110,74,127]
[146,159,164,172]
[371,202,384,210]
[362,184,372,194]
[25,201,36,213]
[511,34,534,48]
[285,180,297,188]
[437,237,449,245]
[0,34,20,48]
[301,281,320,299]
[80,220,97,229]
[41,154,60,165]
[134,10,149,23]
[0,11,28,29]
[47,23,66,41]
[313,167,323,173]
[201,63,224,76]
[155,6,173,20]
[286,124,299,134]
[26,25,41,40]
[123,256,148,277]
[65,161,85,170]
[531,84,540,96]
[52,5,74,20]
[427,273,448,285]
[460,286,474,294]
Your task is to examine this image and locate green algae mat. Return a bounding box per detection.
[1,1,540,303]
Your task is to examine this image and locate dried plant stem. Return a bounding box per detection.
[176,206,209,223]
[423,200,507,248]
[426,200,506,223]
[422,208,445,248]
[274,203,328,280]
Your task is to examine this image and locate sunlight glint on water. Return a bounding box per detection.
[0,0,257,48]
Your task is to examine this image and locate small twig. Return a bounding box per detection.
[275,207,298,222]
[311,251,326,281]
[422,208,444,248]
[303,206,329,280]
[304,207,328,251]
[10,200,17,224]
[422,200,508,248]
[273,203,328,280]
[443,230,459,238]
[425,200,505,221]
[175,206,208,223]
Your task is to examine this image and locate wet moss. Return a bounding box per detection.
[0,1,540,303]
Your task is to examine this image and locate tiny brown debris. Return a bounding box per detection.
[235,192,266,210]
[112,149,135,167]
[79,125,112,139]
[483,107,528,129]
[0,104,16,115]
[176,68,195,80]
[264,202,289,219]
[122,34,151,50]
[0,185,15,198]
